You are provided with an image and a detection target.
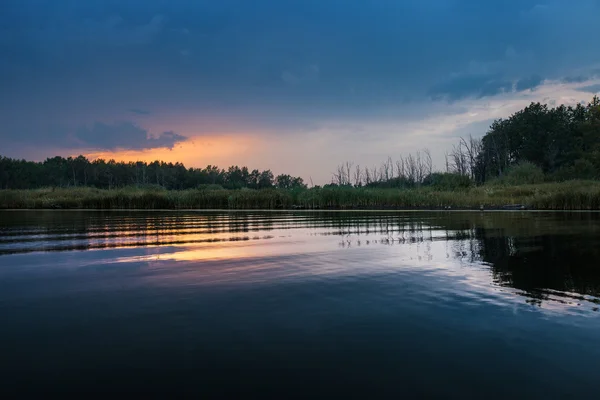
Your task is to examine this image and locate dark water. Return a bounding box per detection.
[1,211,600,397]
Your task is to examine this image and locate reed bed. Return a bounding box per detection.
[1,181,600,210]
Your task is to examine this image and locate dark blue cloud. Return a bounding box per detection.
[75,122,186,150]
[129,108,151,115]
[515,75,544,92]
[0,116,186,152]
[429,73,547,101]
[562,76,590,84]
[577,84,600,94]
[429,74,514,101]
[1,0,600,151]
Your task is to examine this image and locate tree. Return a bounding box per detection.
[275,174,306,189]
[258,170,274,189]
[0,154,307,191]
[275,174,293,189]
[475,97,600,182]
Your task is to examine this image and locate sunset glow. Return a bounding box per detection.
[84,134,261,168]
[1,0,600,183]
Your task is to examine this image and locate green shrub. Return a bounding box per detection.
[197,184,226,191]
[422,173,472,190]
[550,159,598,182]
[492,162,545,185]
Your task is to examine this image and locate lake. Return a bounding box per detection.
[1,210,600,397]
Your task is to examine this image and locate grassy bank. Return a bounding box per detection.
[1,180,600,210]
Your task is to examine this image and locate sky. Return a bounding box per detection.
[1,0,600,184]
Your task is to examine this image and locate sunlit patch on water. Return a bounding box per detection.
[1,211,600,313]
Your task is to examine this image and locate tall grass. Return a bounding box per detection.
[1,180,600,210]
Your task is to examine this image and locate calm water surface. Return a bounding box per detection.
[1,211,600,397]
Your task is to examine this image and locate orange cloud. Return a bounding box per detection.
[83,134,261,168]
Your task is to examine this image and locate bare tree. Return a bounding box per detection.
[383,157,393,182]
[445,136,483,178]
[423,148,433,177]
[364,167,372,185]
[332,161,360,185]
[445,152,450,173]
[332,164,345,185]
[329,147,440,187]
[345,161,354,185]
[415,150,424,183]
[379,164,386,183]
[459,135,482,180]
[405,154,417,183]
[448,142,469,176]
[371,165,380,183]
[395,156,405,180]
[353,164,362,186]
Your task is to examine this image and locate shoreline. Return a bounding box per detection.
[1,208,600,213]
[2,180,600,211]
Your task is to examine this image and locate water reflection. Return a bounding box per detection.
[1,211,600,311]
[3,211,600,397]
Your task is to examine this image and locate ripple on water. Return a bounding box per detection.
[2,211,600,396]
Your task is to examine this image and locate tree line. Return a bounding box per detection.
[0,156,306,190]
[2,96,599,191]
[474,96,600,182]
[331,96,600,187]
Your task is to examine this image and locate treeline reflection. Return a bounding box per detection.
[1,211,599,307]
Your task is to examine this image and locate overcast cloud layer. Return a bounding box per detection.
[1,0,600,181]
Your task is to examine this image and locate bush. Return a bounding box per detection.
[550,159,598,182]
[492,162,545,185]
[422,173,472,190]
[197,184,226,191]
[366,176,415,189]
